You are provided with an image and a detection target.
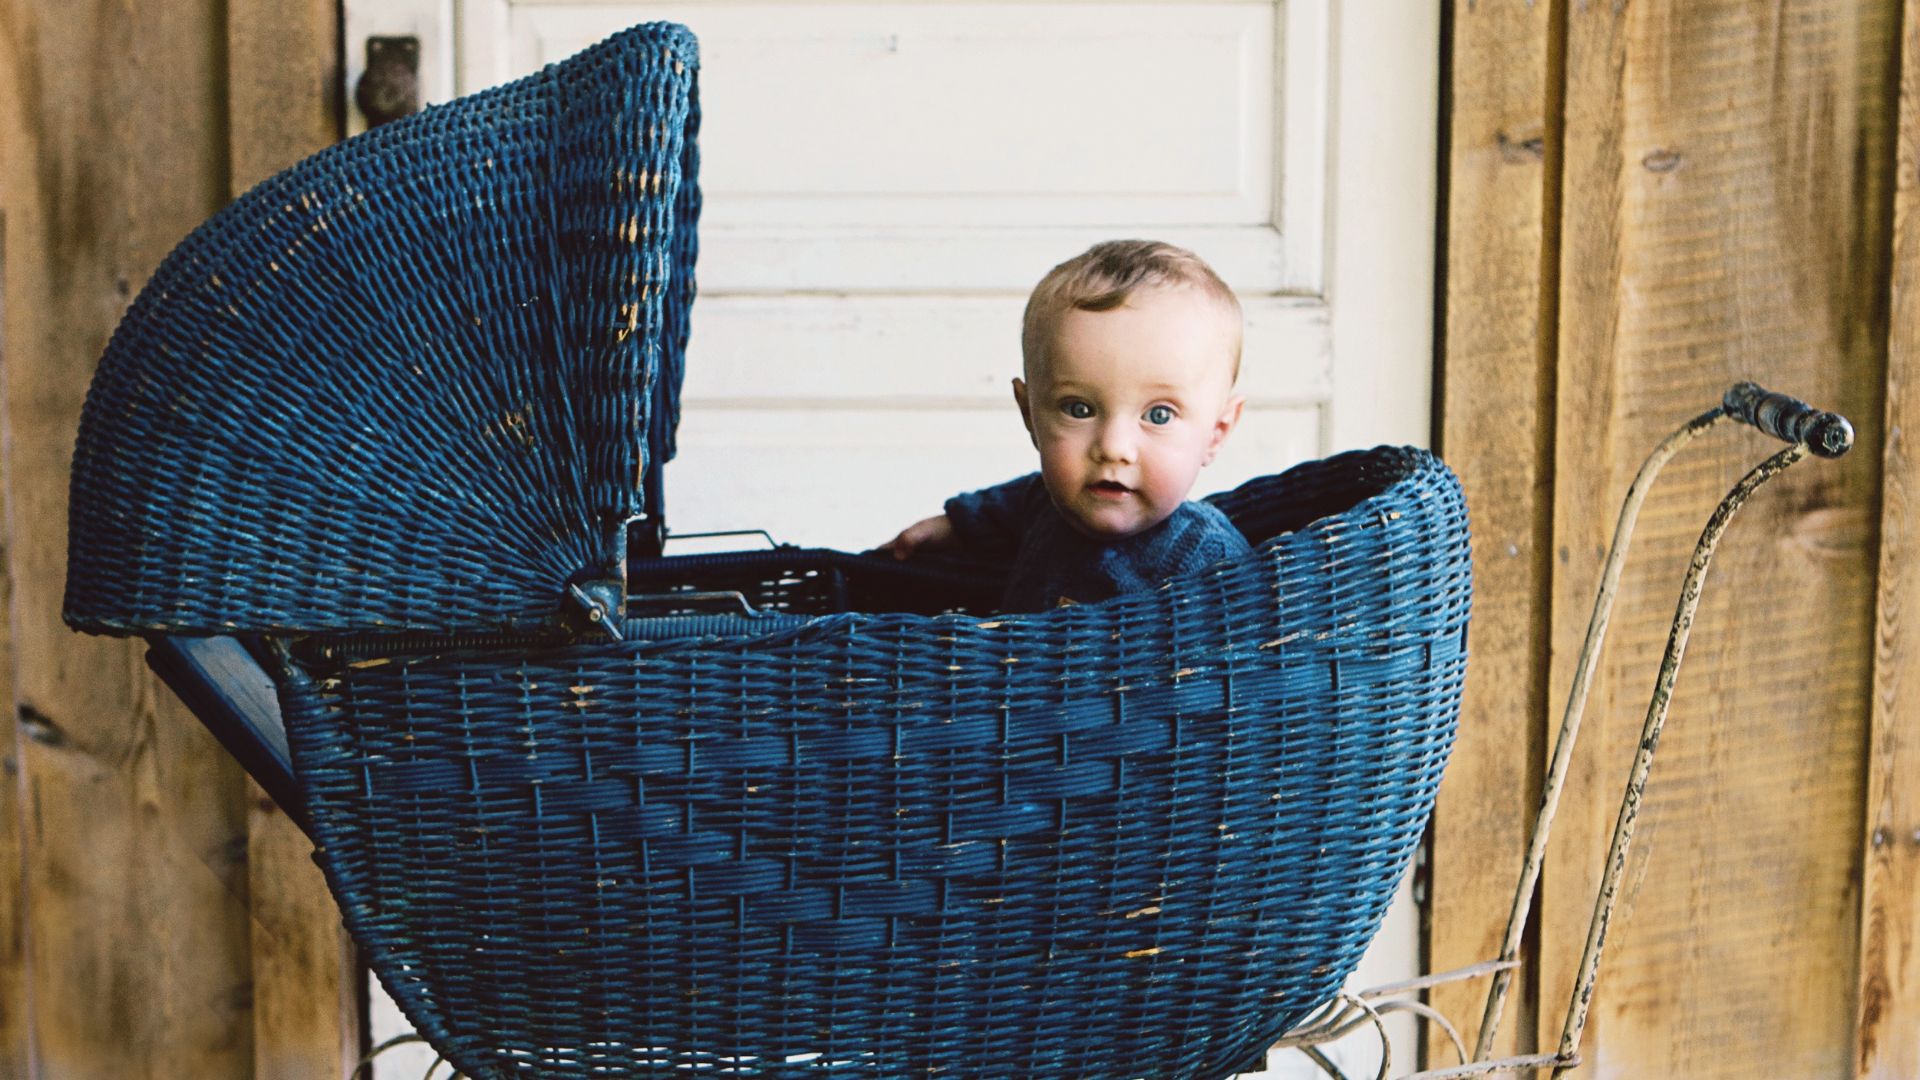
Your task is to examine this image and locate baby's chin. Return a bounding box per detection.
[1056,503,1176,542]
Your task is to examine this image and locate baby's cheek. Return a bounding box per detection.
[1035,460,1081,510]
[1037,440,1083,481]
[1149,455,1203,508]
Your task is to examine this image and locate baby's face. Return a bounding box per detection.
[1015,285,1244,540]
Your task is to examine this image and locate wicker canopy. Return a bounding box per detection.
[65,22,700,637]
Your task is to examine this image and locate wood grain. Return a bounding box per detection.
[1545,3,1891,1076]
[0,2,254,1075]
[225,2,361,1074]
[245,789,359,1080]
[1855,2,1920,1075]
[0,207,27,1080]
[1429,0,1560,1066]
[229,0,342,194]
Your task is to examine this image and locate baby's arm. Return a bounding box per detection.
[881,513,955,560]
[880,473,1045,561]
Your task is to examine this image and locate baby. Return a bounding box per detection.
[883,239,1250,612]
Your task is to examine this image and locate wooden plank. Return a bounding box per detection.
[245,796,359,1080]
[0,1,255,1075]
[225,2,361,1074]
[0,208,29,1080]
[1537,7,1629,1072]
[229,0,342,195]
[1855,2,1920,1075]
[1428,0,1560,1067]
[1545,3,1892,1076]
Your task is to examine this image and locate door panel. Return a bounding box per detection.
[685,295,1327,403]
[511,4,1276,224]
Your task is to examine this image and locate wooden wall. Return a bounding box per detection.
[0,1,356,1075]
[1433,1,1919,1077]
[1857,2,1920,1074]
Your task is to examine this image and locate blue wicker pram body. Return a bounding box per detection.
[62,22,1471,1080]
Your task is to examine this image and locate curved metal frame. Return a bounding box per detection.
[1276,382,1855,1079]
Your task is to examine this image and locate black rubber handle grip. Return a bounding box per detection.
[1722,382,1855,458]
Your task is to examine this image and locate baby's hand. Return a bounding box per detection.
[881,514,955,560]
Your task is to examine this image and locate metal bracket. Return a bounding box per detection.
[564,579,625,641]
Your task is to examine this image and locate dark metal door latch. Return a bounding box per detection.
[355,35,421,127]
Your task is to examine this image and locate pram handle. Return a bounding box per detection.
[1722,381,1854,458]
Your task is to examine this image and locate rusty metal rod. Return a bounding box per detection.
[1286,992,1394,1080]
[1370,1000,1469,1068]
[1275,383,1846,1079]
[1549,441,1811,1075]
[1472,407,1730,1058]
[1353,993,1393,1080]
[1360,958,1521,1000]
[1401,1051,1577,1079]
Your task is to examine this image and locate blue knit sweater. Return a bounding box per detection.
[943,473,1251,613]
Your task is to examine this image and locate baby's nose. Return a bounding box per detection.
[1093,422,1138,462]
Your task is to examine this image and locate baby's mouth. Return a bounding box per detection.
[1089,480,1133,498]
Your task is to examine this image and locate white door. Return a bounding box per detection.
[346,2,1438,1076]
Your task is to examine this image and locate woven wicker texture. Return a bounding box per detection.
[64,22,700,636]
[283,447,1471,1080]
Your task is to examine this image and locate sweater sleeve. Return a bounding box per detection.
[943,473,1047,561]
[1181,501,1253,572]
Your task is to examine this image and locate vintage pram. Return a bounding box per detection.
[59,22,1855,1080]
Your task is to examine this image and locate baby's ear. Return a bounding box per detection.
[1204,394,1246,465]
[1012,378,1037,445]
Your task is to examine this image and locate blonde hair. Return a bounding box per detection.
[1020,239,1243,381]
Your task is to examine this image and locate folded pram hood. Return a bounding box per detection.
[64,22,700,637]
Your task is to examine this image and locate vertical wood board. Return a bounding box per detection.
[0,1,255,1076]
[1855,2,1920,1075]
[1429,0,1560,1065]
[0,204,28,1079]
[1545,3,1891,1077]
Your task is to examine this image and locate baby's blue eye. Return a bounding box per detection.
[1063,400,1094,419]
[1145,405,1175,425]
